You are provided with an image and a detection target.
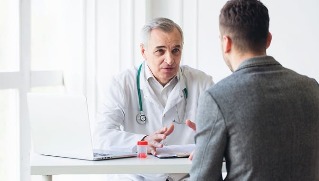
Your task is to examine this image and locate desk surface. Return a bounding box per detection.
[31,153,192,175]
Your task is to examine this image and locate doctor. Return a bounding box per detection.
[94,17,213,181]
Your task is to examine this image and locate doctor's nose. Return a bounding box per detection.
[164,53,175,65]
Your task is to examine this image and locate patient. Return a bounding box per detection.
[190,0,319,180]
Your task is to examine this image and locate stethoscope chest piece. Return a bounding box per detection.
[136,112,147,124]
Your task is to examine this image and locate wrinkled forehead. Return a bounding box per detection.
[147,28,183,48]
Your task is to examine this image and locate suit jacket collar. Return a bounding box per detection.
[236,56,281,72]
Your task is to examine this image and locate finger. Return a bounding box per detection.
[146,135,164,147]
[164,123,174,136]
[188,150,195,160]
[148,142,162,156]
[151,133,167,141]
[151,140,164,148]
[185,119,196,131]
[144,134,165,148]
[155,126,168,134]
[151,150,156,155]
[148,146,157,155]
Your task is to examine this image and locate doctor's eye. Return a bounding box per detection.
[154,49,165,56]
[172,48,181,55]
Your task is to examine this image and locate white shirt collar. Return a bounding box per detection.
[143,64,180,107]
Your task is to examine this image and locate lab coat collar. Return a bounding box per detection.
[140,62,186,91]
[140,63,163,109]
[139,63,187,113]
[164,69,187,113]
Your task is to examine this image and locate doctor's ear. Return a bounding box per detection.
[140,43,147,59]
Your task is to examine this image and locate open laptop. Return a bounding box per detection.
[27,93,136,161]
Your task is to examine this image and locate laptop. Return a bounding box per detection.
[27,93,137,161]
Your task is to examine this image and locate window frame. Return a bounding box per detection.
[0,0,65,180]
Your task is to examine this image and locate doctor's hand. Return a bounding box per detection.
[185,119,196,132]
[185,119,196,160]
[143,123,174,155]
[189,150,195,160]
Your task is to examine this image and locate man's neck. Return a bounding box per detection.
[232,51,266,71]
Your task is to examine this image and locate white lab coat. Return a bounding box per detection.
[94,63,213,181]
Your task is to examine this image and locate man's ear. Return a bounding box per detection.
[223,35,232,53]
[140,43,147,59]
[266,32,272,49]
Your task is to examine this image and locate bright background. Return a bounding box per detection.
[0,0,318,181]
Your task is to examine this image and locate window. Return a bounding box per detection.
[0,0,78,180]
[0,0,20,180]
[0,90,19,181]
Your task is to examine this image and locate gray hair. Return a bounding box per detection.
[140,17,184,47]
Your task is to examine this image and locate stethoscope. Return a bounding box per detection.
[136,63,188,125]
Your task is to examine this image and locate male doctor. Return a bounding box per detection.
[94,17,213,181]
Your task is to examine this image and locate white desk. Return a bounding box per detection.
[31,153,192,181]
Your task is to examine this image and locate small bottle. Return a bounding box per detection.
[137,140,148,158]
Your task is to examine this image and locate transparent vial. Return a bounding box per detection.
[137,141,148,158]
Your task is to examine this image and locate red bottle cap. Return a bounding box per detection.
[137,141,148,145]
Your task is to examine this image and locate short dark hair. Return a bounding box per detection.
[219,0,269,53]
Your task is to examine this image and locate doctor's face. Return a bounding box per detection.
[140,28,183,86]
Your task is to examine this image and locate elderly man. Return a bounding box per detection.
[95,17,213,181]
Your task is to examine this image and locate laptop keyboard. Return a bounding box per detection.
[93,152,109,157]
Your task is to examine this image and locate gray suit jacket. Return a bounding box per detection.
[190,56,319,181]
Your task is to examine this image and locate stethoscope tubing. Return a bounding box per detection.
[135,63,187,124]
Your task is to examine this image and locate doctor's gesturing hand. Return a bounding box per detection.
[185,119,196,160]
[143,123,175,155]
[144,120,197,155]
[185,119,196,131]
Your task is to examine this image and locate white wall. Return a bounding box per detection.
[265,0,319,82]
[138,0,319,83]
